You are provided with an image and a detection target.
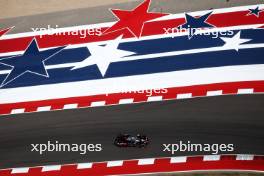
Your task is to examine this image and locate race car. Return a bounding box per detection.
[114,134,149,147]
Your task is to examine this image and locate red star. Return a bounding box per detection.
[103,0,168,38]
[0,27,13,38]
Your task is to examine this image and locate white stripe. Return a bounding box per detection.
[206,90,223,96]
[236,154,254,160]
[63,103,78,109]
[147,96,163,102]
[177,93,192,99]
[11,167,29,174]
[90,101,106,107]
[203,155,221,161]
[170,156,187,163]
[37,106,51,112]
[107,160,124,167]
[10,108,25,114]
[42,165,61,172]
[77,163,93,169]
[138,158,155,165]
[119,98,134,104]
[0,64,263,104]
[1,4,262,40]
[237,88,254,94]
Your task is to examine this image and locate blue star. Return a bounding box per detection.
[247,7,263,17]
[0,39,65,87]
[180,11,214,39]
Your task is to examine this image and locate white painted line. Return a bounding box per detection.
[90,101,106,107]
[11,167,29,174]
[10,108,25,114]
[107,160,124,167]
[37,106,51,112]
[206,90,223,96]
[77,163,93,169]
[177,93,192,99]
[138,158,155,165]
[63,103,78,109]
[119,98,134,104]
[170,156,187,163]
[1,64,263,104]
[237,88,254,94]
[203,155,221,161]
[236,154,254,160]
[147,96,163,102]
[42,165,61,172]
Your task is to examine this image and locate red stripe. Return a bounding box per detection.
[0,27,13,37]
[0,9,263,53]
[0,155,263,176]
[0,81,263,116]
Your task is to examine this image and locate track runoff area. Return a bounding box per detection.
[0,0,264,175]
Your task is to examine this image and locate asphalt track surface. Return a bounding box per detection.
[0,0,264,171]
[0,95,264,169]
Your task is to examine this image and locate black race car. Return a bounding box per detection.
[114,134,149,147]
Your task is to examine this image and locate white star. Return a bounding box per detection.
[220,31,252,51]
[71,35,136,76]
